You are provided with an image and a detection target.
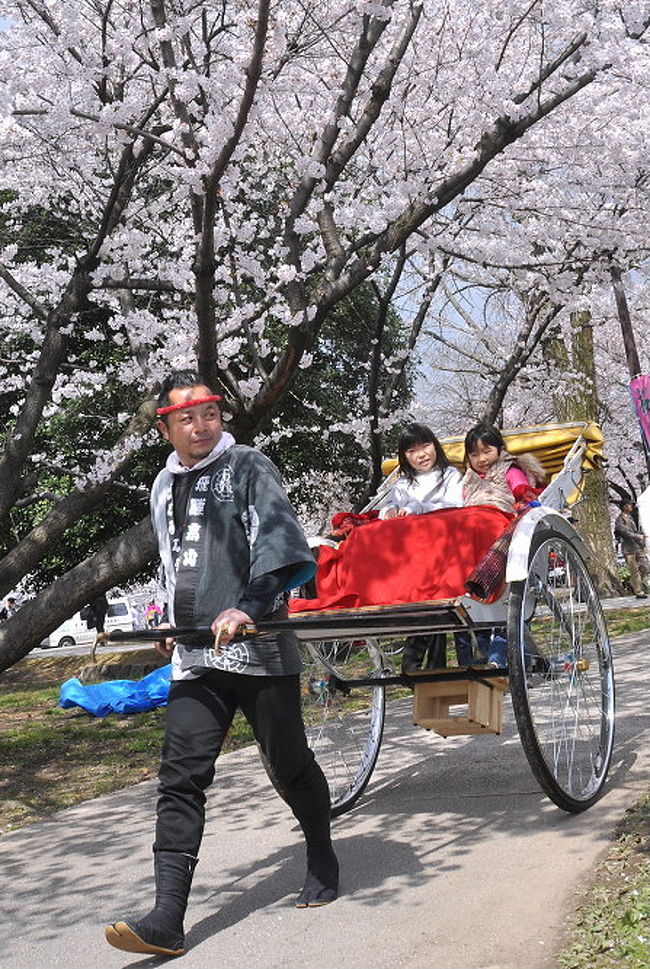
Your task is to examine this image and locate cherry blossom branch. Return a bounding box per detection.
[424,327,495,373]
[148,0,202,160]
[365,245,408,490]
[70,109,184,156]
[495,0,541,73]
[206,0,270,189]
[0,264,49,321]
[325,3,423,190]
[380,267,445,414]
[22,0,85,64]
[0,134,157,518]
[482,295,561,422]
[284,2,396,246]
[0,396,157,600]
[98,277,182,291]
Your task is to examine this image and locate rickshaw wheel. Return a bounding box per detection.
[507,528,615,813]
[300,638,386,817]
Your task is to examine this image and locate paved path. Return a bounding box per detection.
[2,621,649,969]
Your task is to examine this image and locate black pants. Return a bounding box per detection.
[154,670,331,856]
[401,634,447,671]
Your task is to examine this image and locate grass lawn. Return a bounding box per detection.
[559,795,650,969]
[0,649,255,833]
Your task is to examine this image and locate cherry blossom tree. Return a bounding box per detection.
[1,0,650,669]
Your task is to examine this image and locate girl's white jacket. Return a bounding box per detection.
[378,465,463,518]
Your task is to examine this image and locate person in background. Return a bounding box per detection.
[134,601,146,629]
[145,601,162,628]
[615,500,649,599]
[0,597,17,621]
[90,594,109,634]
[81,594,109,634]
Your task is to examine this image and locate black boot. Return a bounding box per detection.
[105,851,197,957]
[295,842,339,908]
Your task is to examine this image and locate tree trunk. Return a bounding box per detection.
[0,517,157,674]
[544,312,623,596]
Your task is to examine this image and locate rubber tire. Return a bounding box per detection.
[57,636,76,649]
[507,527,615,813]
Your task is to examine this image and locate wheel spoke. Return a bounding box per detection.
[300,639,387,816]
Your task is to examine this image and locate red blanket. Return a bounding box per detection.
[289,505,513,613]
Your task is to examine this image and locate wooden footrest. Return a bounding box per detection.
[413,676,509,737]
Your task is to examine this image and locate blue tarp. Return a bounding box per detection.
[59,664,172,718]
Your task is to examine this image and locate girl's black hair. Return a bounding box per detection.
[397,422,449,482]
[464,422,506,462]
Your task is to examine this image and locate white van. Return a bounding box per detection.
[44,597,135,649]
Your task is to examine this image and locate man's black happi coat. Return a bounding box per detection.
[150,444,315,679]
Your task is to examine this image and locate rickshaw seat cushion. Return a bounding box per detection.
[289,505,513,613]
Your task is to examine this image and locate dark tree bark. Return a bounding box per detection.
[366,246,407,498]
[0,518,157,674]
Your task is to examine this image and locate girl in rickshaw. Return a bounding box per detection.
[458,422,547,667]
[376,423,462,670]
[378,423,462,520]
[462,423,546,513]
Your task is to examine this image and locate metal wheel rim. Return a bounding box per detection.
[513,534,614,806]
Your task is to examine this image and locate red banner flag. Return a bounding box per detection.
[630,375,650,451]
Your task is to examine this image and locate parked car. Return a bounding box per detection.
[42,597,135,649]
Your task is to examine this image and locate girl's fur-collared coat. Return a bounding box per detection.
[462,451,547,514]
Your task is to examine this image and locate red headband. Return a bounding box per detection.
[156,394,223,416]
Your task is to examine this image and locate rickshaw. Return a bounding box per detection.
[286,420,614,817]
[106,421,614,818]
